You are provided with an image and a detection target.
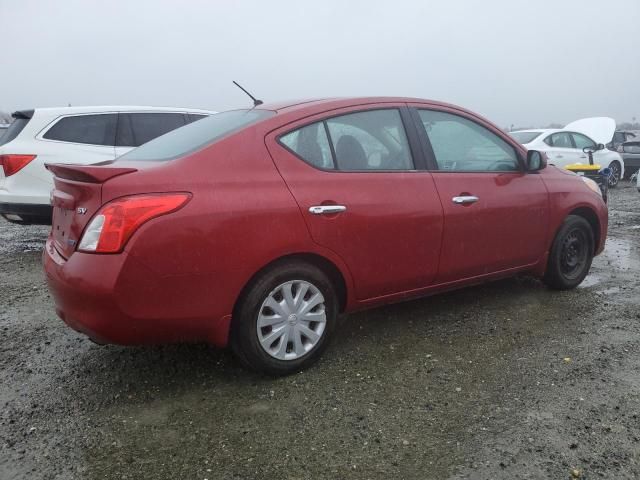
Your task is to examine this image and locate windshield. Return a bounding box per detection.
[117,109,275,162]
[509,131,542,144]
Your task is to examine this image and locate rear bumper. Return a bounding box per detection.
[43,238,232,347]
[0,202,52,223]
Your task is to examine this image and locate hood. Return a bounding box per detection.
[564,117,616,145]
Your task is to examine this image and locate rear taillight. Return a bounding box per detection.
[0,154,37,176]
[78,193,191,253]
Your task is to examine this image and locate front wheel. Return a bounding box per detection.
[543,215,594,290]
[608,161,621,188]
[231,262,338,376]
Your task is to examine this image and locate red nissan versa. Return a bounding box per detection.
[43,98,608,375]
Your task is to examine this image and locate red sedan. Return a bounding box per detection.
[43,97,608,375]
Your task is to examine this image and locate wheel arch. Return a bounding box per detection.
[232,252,350,321]
[567,206,601,253]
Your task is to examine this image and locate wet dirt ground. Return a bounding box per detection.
[1,183,639,480]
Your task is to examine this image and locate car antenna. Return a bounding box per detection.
[232,81,263,107]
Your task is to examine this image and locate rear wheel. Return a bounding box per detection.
[543,215,594,290]
[608,161,621,188]
[231,262,338,375]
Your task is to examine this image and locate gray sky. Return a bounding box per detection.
[1,0,639,127]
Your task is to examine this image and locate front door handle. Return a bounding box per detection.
[452,196,479,205]
[309,205,347,215]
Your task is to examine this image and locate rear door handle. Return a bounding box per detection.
[452,196,479,205]
[309,205,347,215]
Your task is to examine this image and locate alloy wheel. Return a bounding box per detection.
[608,162,621,187]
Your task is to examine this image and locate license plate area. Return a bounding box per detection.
[52,206,76,255]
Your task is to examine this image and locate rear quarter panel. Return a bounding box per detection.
[101,127,354,329]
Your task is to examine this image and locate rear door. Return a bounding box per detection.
[115,112,187,157]
[410,105,549,283]
[266,105,444,301]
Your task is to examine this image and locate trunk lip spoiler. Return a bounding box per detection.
[45,163,137,183]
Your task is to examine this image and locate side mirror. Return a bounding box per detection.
[526,150,546,172]
[583,143,604,154]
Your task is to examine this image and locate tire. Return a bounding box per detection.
[543,215,594,290]
[608,161,621,188]
[230,261,338,376]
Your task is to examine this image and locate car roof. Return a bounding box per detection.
[256,96,490,123]
[511,129,558,134]
[265,96,478,111]
[16,106,216,117]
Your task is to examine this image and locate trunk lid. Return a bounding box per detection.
[47,163,137,259]
[564,117,616,145]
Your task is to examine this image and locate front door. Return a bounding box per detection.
[411,106,549,283]
[267,106,444,301]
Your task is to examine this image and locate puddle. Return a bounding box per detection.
[600,286,621,295]
[601,237,640,271]
[580,274,601,288]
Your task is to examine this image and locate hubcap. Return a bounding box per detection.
[257,280,326,361]
[560,228,588,279]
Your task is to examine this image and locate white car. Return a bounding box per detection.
[0,106,215,224]
[510,117,624,187]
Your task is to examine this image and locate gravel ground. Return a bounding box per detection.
[1,183,639,480]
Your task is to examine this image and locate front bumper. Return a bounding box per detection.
[43,238,231,347]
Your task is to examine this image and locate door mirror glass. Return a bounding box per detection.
[526,150,546,171]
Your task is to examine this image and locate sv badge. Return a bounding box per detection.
[77,207,87,215]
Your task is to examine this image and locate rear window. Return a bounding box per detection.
[508,131,542,144]
[43,114,117,146]
[0,118,30,146]
[118,109,274,162]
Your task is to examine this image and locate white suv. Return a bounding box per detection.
[0,106,215,224]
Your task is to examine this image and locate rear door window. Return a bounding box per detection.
[43,114,117,146]
[327,110,414,170]
[548,132,574,148]
[117,113,186,147]
[280,122,334,169]
[278,109,415,171]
